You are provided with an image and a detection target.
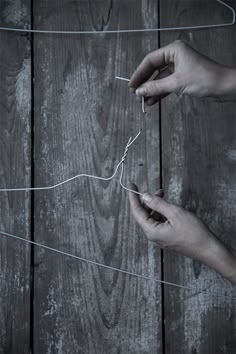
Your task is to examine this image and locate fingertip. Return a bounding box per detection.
[142,192,153,204]
[128,77,137,90]
[135,88,145,96]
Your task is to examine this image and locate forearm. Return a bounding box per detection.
[218,67,236,100]
[202,237,236,284]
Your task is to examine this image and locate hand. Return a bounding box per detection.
[129,40,235,104]
[128,185,236,283]
[129,186,215,258]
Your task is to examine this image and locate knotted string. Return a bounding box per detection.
[0,116,235,299]
[0,130,142,194]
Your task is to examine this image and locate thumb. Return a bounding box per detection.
[142,193,176,219]
[135,75,178,97]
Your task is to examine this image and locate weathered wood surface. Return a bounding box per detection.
[1,0,236,352]
[0,1,32,353]
[33,1,162,353]
[160,1,236,353]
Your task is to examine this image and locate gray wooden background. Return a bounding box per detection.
[0,0,236,353]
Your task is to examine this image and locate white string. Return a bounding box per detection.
[119,164,143,196]
[0,131,141,193]
[142,96,146,114]
[115,76,146,114]
[0,0,234,34]
[1,0,234,295]
[0,111,233,298]
[1,228,236,299]
[115,76,130,82]
[0,230,192,290]
[0,78,143,193]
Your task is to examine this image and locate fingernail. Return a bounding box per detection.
[136,88,144,96]
[142,193,153,203]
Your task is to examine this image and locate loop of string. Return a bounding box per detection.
[0,1,234,34]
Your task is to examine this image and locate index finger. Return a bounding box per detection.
[129,46,170,90]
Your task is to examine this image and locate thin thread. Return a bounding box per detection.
[0,121,234,298]
[1,229,236,299]
[118,132,143,196]
[0,80,143,194]
[115,76,130,82]
[115,76,146,114]
[0,230,194,290]
[0,131,141,193]
[115,75,144,195]
[0,1,233,301]
[142,96,146,114]
[119,164,143,196]
[0,1,234,34]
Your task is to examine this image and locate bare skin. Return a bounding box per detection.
[128,186,236,284]
[129,40,236,104]
[128,40,236,284]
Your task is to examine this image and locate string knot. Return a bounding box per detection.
[121,140,131,164]
[120,131,141,165]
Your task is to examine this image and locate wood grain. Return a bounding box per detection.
[33,1,162,353]
[159,1,236,353]
[0,1,32,353]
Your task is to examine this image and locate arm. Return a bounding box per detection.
[218,67,236,101]
[129,40,236,103]
[128,186,236,284]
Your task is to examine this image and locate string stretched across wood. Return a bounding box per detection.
[0,2,235,297]
[0,80,235,299]
[0,0,234,34]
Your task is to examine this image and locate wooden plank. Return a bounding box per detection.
[0,1,32,353]
[159,1,236,353]
[33,1,162,352]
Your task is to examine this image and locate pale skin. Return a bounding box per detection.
[128,40,236,284]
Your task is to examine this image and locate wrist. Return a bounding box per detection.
[216,66,236,100]
[204,237,236,284]
[225,248,236,284]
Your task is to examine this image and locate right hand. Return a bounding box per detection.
[128,186,217,260]
[128,185,236,284]
[129,40,230,105]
